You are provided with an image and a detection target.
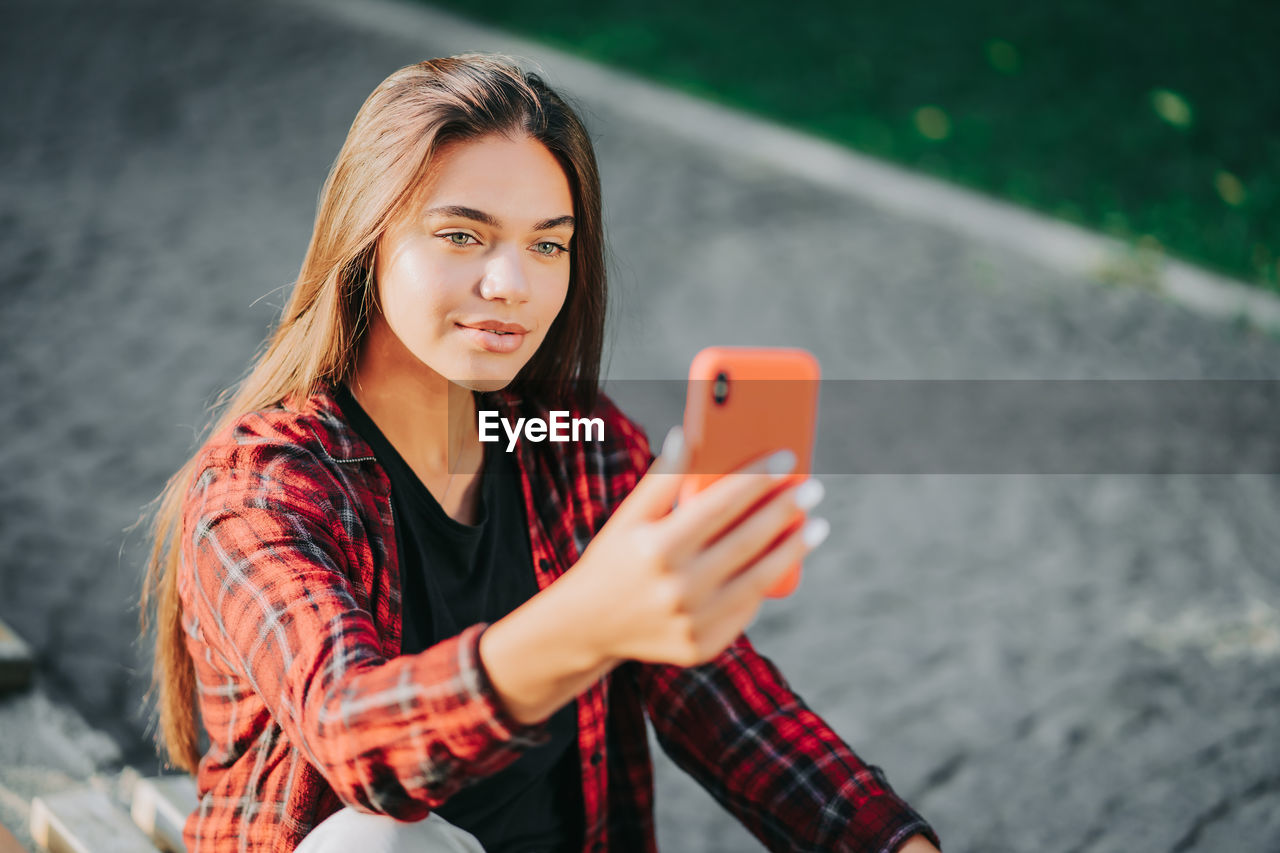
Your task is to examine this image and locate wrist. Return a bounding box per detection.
[896,834,941,853]
[478,578,617,726]
[553,558,623,669]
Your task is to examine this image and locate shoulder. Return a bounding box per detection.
[510,387,655,476]
[559,388,657,508]
[187,387,381,505]
[489,386,656,525]
[585,389,655,480]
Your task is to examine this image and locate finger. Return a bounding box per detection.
[699,516,827,631]
[613,425,689,523]
[688,524,812,660]
[685,478,824,607]
[662,447,799,559]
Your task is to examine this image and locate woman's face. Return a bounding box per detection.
[370,132,575,393]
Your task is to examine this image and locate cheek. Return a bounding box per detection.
[378,245,464,333]
[539,271,571,323]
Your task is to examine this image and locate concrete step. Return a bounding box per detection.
[0,619,34,693]
[22,769,199,853]
[29,788,156,853]
[0,677,125,851]
[127,776,194,853]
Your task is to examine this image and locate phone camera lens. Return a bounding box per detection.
[713,371,730,405]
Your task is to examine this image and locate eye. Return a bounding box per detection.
[533,240,569,257]
[441,232,478,247]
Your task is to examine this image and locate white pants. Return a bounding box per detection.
[295,806,487,853]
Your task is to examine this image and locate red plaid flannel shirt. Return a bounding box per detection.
[178,384,939,852]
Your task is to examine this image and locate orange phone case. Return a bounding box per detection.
[679,346,821,598]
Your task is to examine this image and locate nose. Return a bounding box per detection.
[478,246,531,304]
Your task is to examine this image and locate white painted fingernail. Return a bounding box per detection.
[766,449,796,478]
[661,426,685,466]
[802,517,830,548]
[793,479,824,510]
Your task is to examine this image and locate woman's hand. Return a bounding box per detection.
[563,426,828,669]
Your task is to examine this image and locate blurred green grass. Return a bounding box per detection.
[422,0,1279,293]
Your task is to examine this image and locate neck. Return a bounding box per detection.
[347,323,482,477]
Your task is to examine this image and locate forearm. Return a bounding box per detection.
[637,632,941,852]
[478,574,619,725]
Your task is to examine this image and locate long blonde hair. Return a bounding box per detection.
[138,54,608,772]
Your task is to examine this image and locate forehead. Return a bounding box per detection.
[408,133,573,222]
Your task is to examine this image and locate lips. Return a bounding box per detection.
[458,320,529,334]
[456,323,527,353]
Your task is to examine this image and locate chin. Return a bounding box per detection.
[452,375,515,394]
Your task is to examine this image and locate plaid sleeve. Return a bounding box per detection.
[610,413,940,852]
[180,442,552,819]
[636,639,940,852]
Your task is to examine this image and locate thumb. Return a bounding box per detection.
[619,426,688,521]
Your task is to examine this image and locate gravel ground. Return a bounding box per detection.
[1,1,1278,850]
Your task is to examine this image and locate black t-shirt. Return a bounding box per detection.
[333,383,583,853]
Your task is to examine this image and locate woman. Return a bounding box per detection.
[139,54,941,852]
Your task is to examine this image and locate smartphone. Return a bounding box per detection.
[678,346,821,598]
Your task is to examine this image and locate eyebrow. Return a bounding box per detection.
[425,205,575,232]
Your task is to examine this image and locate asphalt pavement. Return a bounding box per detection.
[1,0,1279,850]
